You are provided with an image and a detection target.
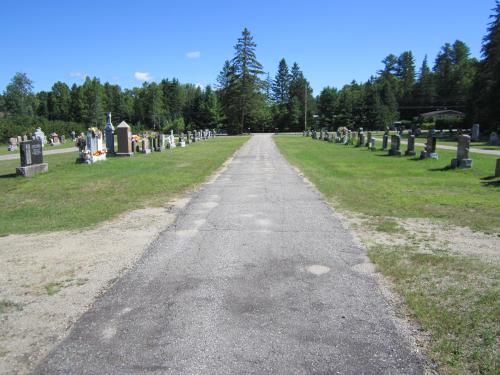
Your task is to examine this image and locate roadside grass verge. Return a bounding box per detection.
[274,135,500,233]
[369,245,499,374]
[275,135,499,374]
[0,136,248,235]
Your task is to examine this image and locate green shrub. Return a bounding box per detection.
[435,118,465,130]
[0,116,87,142]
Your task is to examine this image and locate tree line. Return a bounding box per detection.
[1,2,500,139]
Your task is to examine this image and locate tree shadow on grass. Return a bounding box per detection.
[428,165,453,172]
[480,176,500,187]
[0,173,17,179]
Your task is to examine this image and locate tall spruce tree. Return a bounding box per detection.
[272,58,291,104]
[473,1,500,132]
[224,28,264,133]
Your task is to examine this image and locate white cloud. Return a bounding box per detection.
[195,83,204,89]
[186,51,201,59]
[134,72,153,82]
[69,71,86,79]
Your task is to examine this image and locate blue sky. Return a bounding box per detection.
[0,0,494,95]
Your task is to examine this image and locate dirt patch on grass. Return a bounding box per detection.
[336,211,500,262]
[0,201,186,374]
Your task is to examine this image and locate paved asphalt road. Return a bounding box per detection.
[35,134,426,374]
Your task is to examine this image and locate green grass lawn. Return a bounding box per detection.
[0,136,248,235]
[275,135,500,233]
[275,135,499,374]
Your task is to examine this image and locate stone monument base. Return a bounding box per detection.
[116,152,134,157]
[420,151,439,160]
[16,163,48,177]
[180,141,186,147]
[451,158,473,169]
[141,149,151,154]
[388,150,402,156]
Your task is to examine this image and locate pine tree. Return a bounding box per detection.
[3,72,34,116]
[473,1,500,132]
[272,58,291,104]
[223,28,264,133]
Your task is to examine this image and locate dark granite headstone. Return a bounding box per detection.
[20,140,44,166]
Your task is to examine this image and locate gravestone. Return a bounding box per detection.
[369,138,376,151]
[8,137,18,151]
[420,135,439,159]
[496,159,500,177]
[451,135,473,168]
[358,132,365,147]
[366,131,372,147]
[471,124,480,141]
[105,112,115,154]
[77,129,106,163]
[49,133,60,146]
[33,127,47,146]
[179,133,186,147]
[156,134,166,151]
[388,135,401,156]
[60,135,65,143]
[141,137,151,154]
[116,121,134,157]
[16,140,48,177]
[405,135,416,156]
[382,134,388,150]
[490,132,499,145]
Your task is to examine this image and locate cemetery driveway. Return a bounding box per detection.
[35,134,426,374]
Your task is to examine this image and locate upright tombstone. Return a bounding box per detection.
[420,135,439,159]
[471,124,480,141]
[179,133,186,147]
[16,140,48,177]
[141,136,151,154]
[358,132,365,147]
[77,129,106,164]
[116,121,134,157]
[388,135,402,156]
[405,135,416,156]
[369,138,376,151]
[357,128,364,147]
[382,131,389,150]
[156,133,166,151]
[490,132,499,145]
[33,127,47,146]
[8,137,18,151]
[105,112,115,154]
[451,135,473,168]
[366,131,372,147]
[495,159,500,177]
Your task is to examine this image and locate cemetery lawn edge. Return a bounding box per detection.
[275,135,499,375]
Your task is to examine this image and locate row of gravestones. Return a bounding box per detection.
[304,127,500,177]
[7,131,67,152]
[14,113,216,177]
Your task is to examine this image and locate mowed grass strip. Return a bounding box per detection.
[274,135,500,233]
[370,245,499,375]
[275,135,499,374]
[0,136,248,235]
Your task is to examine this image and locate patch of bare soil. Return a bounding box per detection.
[336,210,500,262]
[0,149,238,375]
[0,200,189,375]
